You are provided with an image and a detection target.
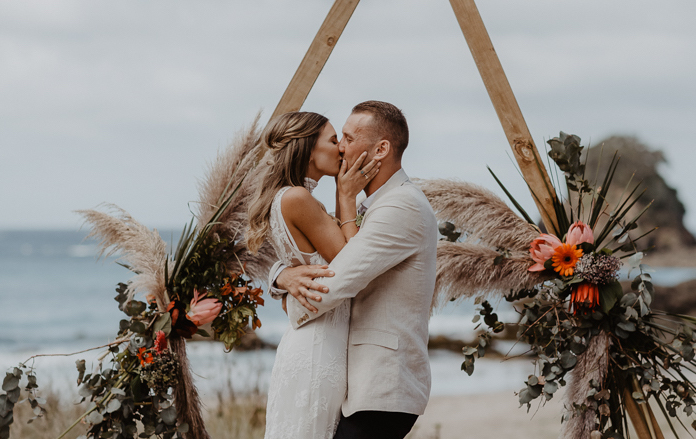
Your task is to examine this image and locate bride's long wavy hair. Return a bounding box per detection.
[246,111,329,254]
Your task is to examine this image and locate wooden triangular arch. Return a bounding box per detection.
[267,1,662,437]
[268,0,559,232]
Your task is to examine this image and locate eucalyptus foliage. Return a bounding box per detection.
[468,133,696,438]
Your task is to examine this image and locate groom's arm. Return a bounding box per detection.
[286,193,426,329]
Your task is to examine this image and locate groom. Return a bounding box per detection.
[272,100,437,439]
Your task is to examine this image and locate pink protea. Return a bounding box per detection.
[566,221,594,247]
[187,290,222,326]
[529,233,562,272]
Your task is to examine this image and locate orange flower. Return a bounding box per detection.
[248,287,264,306]
[571,282,600,315]
[137,347,154,366]
[551,243,583,276]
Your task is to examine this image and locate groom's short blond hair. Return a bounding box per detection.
[351,101,409,160]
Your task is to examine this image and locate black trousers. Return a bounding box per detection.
[333,411,419,439]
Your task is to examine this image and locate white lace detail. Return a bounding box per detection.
[304,177,318,194]
[265,187,350,439]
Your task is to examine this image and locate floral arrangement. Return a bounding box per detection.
[448,132,696,438]
[0,119,277,439]
[430,133,696,439]
[59,264,263,439]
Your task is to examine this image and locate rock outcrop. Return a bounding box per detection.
[584,136,696,252]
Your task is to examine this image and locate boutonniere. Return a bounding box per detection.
[355,213,364,228]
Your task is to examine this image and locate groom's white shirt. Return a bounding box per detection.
[283,168,438,417]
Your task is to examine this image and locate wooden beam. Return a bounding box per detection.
[271,0,360,121]
[449,0,559,233]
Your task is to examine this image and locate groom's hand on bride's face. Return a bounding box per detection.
[276,264,334,313]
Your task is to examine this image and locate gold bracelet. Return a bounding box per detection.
[339,217,357,227]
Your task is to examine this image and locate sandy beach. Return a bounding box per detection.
[412,390,685,439]
[411,391,564,439]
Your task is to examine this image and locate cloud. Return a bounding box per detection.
[1,0,695,231]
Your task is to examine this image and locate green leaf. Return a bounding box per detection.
[196,328,211,338]
[131,376,147,402]
[599,281,623,313]
[544,381,559,395]
[487,167,536,225]
[152,312,172,337]
[519,388,534,406]
[617,321,636,332]
[0,411,13,428]
[0,396,12,418]
[76,359,86,385]
[462,346,477,356]
[85,410,103,425]
[5,388,19,404]
[105,399,121,413]
[461,356,475,376]
[160,406,177,425]
[560,351,577,369]
[2,374,19,392]
[124,300,147,317]
[129,321,146,334]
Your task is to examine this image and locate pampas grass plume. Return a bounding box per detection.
[416,179,546,311]
[76,204,169,309]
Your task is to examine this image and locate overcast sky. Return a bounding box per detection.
[2,0,695,232]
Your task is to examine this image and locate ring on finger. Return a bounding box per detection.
[360,170,364,175]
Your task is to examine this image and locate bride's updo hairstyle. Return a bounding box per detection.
[246,111,329,254]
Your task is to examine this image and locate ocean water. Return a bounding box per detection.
[2,230,695,398]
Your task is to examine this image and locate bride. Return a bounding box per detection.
[246,111,380,438]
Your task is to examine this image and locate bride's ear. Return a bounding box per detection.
[372,140,390,160]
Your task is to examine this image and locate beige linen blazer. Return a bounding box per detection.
[287,168,438,417]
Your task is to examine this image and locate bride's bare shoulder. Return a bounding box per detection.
[280,186,322,214]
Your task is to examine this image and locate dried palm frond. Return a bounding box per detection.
[77,204,169,309]
[559,331,611,438]
[195,112,276,282]
[416,179,546,311]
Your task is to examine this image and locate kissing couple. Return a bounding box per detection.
[247,101,437,439]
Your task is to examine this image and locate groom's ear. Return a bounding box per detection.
[372,140,391,161]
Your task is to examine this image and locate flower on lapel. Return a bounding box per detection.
[355,213,364,228]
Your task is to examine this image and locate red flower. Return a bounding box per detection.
[154,330,167,354]
[167,300,198,338]
[571,282,600,315]
[137,347,154,366]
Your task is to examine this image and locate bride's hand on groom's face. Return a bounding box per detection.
[337,152,380,199]
[276,264,334,313]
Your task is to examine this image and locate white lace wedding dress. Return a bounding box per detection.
[264,185,350,439]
